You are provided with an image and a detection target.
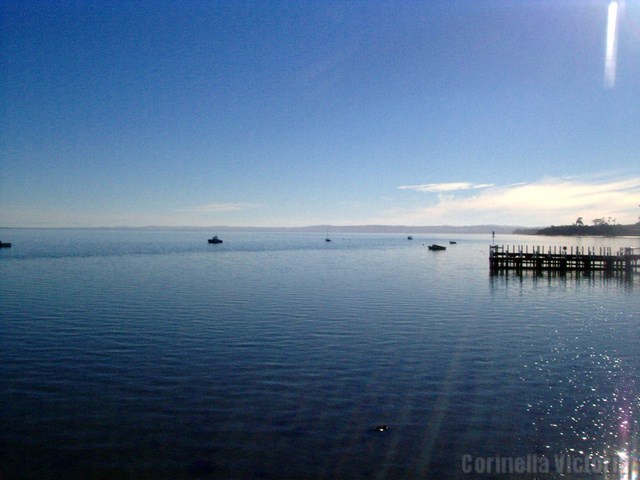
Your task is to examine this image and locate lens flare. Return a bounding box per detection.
[604,1,619,88]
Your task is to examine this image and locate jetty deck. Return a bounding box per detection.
[490,245,640,274]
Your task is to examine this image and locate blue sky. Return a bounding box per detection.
[2,0,639,227]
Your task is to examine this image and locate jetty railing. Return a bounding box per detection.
[490,245,640,273]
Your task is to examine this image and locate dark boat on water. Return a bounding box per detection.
[208,236,223,244]
[428,244,446,251]
[0,241,11,248]
[449,241,457,244]
[407,236,413,240]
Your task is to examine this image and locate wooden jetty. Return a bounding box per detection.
[490,245,640,274]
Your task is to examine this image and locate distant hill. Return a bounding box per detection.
[43,224,525,234]
[284,225,522,234]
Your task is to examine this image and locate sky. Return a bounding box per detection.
[1,0,639,228]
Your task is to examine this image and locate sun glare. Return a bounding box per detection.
[605,0,619,88]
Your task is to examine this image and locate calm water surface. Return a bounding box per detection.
[1,229,638,479]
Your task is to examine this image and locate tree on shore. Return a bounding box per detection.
[536,206,640,236]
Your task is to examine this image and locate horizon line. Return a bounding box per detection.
[1,223,533,231]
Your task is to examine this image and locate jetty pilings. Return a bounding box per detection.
[490,245,640,274]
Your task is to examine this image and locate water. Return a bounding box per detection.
[1,229,638,479]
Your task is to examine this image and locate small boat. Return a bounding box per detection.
[407,236,413,240]
[207,236,223,244]
[0,241,11,248]
[428,244,446,251]
[449,241,457,244]
[325,237,331,242]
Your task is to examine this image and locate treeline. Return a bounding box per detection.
[532,223,640,236]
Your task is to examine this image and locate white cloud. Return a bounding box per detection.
[385,176,640,226]
[399,182,494,192]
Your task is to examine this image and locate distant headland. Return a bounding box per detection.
[515,222,640,237]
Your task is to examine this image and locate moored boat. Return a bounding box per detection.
[428,244,446,251]
[0,241,11,248]
[208,236,223,244]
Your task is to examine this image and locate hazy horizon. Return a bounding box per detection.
[1,223,524,232]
